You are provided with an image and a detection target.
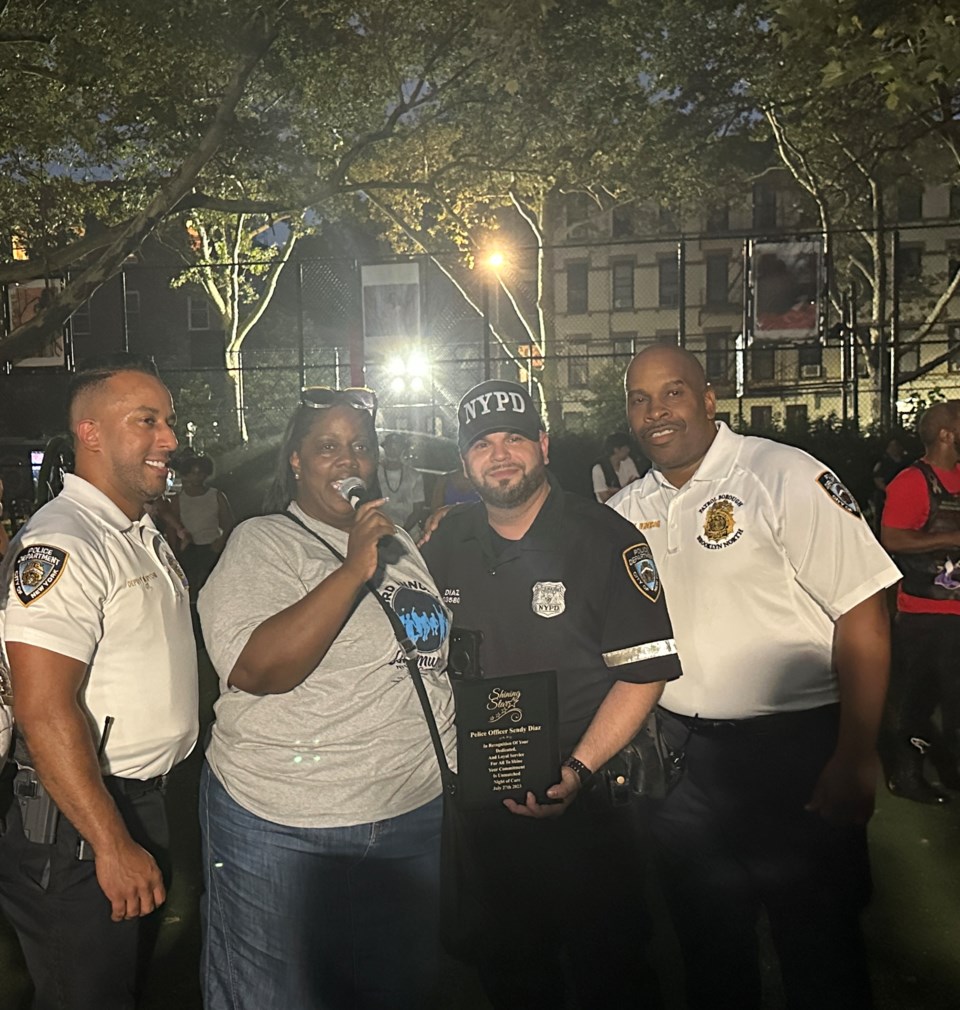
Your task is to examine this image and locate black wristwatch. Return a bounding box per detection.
[561,756,594,785]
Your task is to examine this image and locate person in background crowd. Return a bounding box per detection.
[591,431,638,503]
[377,432,426,531]
[422,379,681,1010]
[197,387,455,1010]
[0,353,198,1010]
[610,345,898,1010]
[167,455,234,598]
[870,436,909,531]
[0,479,9,560]
[429,467,481,509]
[881,401,960,804]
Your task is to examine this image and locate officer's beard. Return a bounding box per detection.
[474,463,548,510]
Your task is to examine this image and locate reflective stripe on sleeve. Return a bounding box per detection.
[602,638,678,668]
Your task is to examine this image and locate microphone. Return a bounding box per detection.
[337,476,368,509]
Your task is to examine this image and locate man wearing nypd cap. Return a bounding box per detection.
[610,345,900,1010]
[0,353,198,1010]
[421,378,681,1009]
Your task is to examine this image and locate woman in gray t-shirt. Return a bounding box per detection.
[197,390,455,1010]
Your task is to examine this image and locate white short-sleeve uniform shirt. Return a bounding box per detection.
[0,474,199,779]
[610,423,900,719]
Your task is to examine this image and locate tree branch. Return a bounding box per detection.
[0,9,277,364]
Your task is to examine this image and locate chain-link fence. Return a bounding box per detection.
[3,223,958,453]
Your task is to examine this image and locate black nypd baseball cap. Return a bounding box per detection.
[457,380,544,452]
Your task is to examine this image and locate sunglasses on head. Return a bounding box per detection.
[301,386,378,416]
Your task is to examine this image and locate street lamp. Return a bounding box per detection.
[480,248,506,381]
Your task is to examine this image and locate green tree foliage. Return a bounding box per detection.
[631,0,960,387]
[0,0,547,363]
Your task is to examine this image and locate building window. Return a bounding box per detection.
[798,342,823,378]
[655,331,679,346]
[71,300,91,336]
[706,204,729,235]
[897,184,923,223]
[566,192,593,228]
[611,261,634,310]
[785,404,808,427]
[715,411,731,425]
[567,339,589,388]
[658,258,679,308]
[188,295,211,330]
[898,342,920,377]
[947,244,960,282]
[566,262,588,314]
[705,332,733,383]
[751,343,775,381]
[752,183,777,231]
[750,405,773,429]
[705,254,729,306]
[612,334,636,359]
[124,290,140,338]
[951,185,960,220]
[897,246,923,281]
[949,324,960,373]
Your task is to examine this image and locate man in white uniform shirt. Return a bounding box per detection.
[0,354,198,1010]
[609,346,898,1010]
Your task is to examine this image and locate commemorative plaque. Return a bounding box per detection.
[453,669,560,810]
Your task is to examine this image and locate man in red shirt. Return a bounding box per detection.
[881,401,960,803]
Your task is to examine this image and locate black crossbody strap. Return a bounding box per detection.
[282,511,456,792]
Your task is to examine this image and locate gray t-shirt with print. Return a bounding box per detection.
[198,502,455,828]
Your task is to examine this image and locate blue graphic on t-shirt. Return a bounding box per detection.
[392,586,449,653]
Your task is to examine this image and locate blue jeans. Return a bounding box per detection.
[199,762,442,1010]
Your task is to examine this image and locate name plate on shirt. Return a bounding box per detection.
[453,669,560,810]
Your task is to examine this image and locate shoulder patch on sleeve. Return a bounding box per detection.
[622,542,661,602]
[816,471,862,519]
[13,545,69,606]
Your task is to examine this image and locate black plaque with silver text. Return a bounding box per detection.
[453,670,560,809]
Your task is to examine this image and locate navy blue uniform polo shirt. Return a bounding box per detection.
[420,474,682,755]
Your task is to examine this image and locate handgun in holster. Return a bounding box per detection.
[13,765,60,845]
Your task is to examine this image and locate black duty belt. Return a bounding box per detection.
[104,774,166,799]
[663,703,839,736]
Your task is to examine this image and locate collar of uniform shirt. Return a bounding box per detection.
[648,420,738,490]
[60,473,155,535]
[461,470,566,559]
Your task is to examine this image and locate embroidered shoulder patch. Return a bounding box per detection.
[13,545,69,606]
[622,542,661,602]
[816,471,862,519]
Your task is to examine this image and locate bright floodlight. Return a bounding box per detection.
[407,350,430,377]
[486,251,505,269]
[389,375,406,394]
[387,355,406,376]
[410,375,425,393]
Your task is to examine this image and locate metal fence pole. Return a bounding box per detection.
[677,239,686,348]
[890,228,901,428]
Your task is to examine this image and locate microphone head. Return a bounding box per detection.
[337,476,367,508]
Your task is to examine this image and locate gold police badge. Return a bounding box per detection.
[703,500,736,542]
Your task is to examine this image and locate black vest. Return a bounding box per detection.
[896,460,960,600]
[594,456,619,491]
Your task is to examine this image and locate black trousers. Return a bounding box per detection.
[0,775,170,1010]
[465,792,661,1010]
[651,705,872,1010]
[888,611,960,741]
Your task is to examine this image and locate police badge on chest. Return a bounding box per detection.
[531,581,565,618]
